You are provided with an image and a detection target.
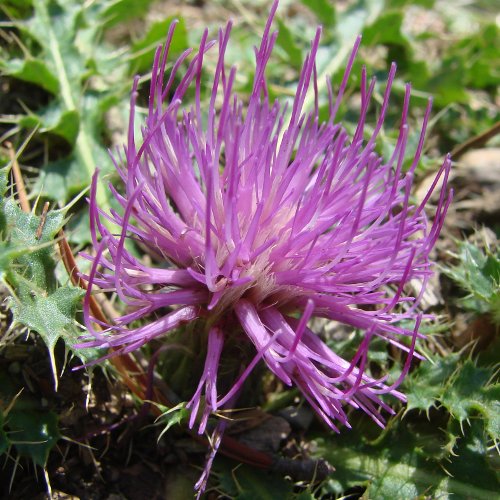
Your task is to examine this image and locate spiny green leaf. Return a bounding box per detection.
[2,199,63,289]
[404,354,460,413]
[215,460,294,500]
[11,286,84,350]
[314,416,499,500]
[404,353,499,442]
[441,360,499,441]
[442,240,500,316]
[8,409,60,467]
[0,189,98,366]
[444,419,499,498]
[156,402,189,441]
[3,200,64,246]
[10,284,87,386]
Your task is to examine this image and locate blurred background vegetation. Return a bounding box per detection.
[0,0,498,498]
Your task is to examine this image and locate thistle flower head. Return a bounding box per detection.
[80,1,450,493]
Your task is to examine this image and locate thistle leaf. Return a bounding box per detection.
[442,240,500,317]
[313,416,499,499]
[0,58,59,94]
[19,105,80,145]
[1,0,129,205]
[404,354,460,414]
[8,410,60,468]
[10,285,86,389]
[215,460,294,500]
[0,180,98,372]
[441,361,500,441]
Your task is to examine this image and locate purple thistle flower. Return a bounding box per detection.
[79,0,451,492]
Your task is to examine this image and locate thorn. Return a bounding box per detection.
[43,467,53,499]
[9,455,20,493]
[3,388,24,417]
[48,345,59,392]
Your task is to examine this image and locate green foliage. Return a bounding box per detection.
[0,371,60,469]
[154,402,190,441]
[442,240,500,320]
[275,19,303,70]
[1,0,34,18]
[0,167,98,375]
[363,10,409,51]
[386,0,434,6]
[441,360,499,441]
[1,58,60,94]
[1,0,498,497]
[130,17,189,74]
[101,0,154,28]
[300,0,336,26]
[0,0,129,204]
[7,409,60,467]
[312,342,499,498]
[314,415,498,499]
[405,354,499,442]
[443,23,499,89]
[19,105,80,145]
[214,460,295,500]
[0,185,64,293]
[405,353,460,414]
